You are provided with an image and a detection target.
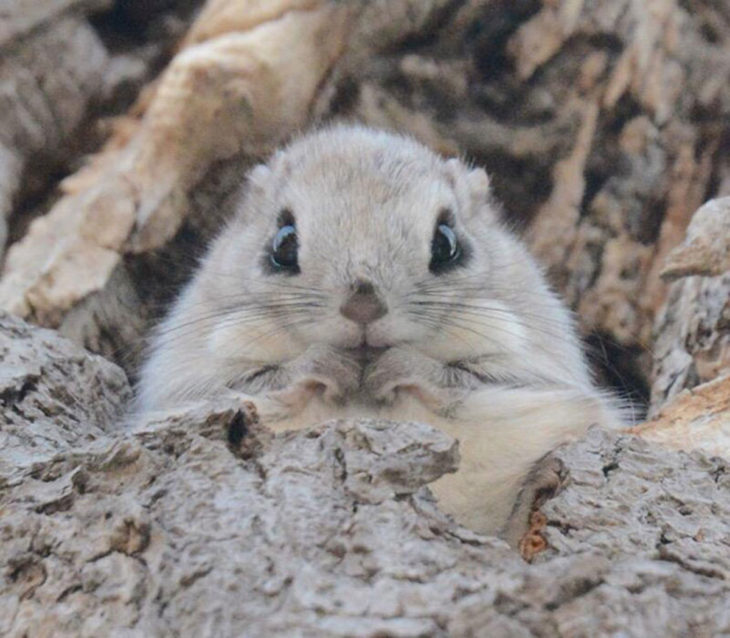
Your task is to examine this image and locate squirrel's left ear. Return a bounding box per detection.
[465,165,490,198]
[445,158,497,222]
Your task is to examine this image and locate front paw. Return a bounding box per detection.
[289,344,361,404]
[364,346,443,406]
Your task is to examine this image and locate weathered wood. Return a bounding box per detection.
[650,197,730,410]
[0,312,131,480]
[0,9,109,252]
[1,315,729,637]
[636,373,730,457]
[0,0,203,257]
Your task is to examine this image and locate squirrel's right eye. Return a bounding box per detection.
[271,225,299,272]
[429,223,460,273]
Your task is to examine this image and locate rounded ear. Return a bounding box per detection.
[465,166,490,199]
[229,163,272,226]
[248,163,272,191]
[445,158,496,221]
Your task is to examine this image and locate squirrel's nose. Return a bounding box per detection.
[340,278,388,324]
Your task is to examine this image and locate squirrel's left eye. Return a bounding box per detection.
[430,223,460,273]
[271,224,299,272]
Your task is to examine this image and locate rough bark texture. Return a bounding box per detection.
[0,312,131,479]
[2,0,730,634]
[641,195,730,455]
[0,0,108,252]
[0,0,202,254]
[650,197,730,409]
[1,316,729,637]
[636,373,730,457]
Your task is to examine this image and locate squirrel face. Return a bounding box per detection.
[137,125,597,418]
[200,126,534,366]
[188,125,588,390]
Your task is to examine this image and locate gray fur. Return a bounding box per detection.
[137,125,621,538]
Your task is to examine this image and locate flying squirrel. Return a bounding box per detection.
[137,124,621,541]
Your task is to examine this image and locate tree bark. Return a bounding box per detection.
[649,197,730,408]
[0,0,201,255]
[1,314,729,636]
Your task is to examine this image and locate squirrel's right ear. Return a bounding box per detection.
[232,164,272,224]
[446,159,497,222]
[464,166,490,199]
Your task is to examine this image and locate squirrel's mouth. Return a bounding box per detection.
[345,341,389,364]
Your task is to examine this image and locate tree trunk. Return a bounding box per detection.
[2,312,729,637]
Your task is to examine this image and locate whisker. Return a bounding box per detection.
[149,303,323,348]
[199,270,332,295]
[408,313,501,355]
[409,295,654,387]
[409,285,568,311]
[407,298,572,333]
[409,307,581,379]
[407,309,507,353]
[217,316,316,362]
[407,300,572,342]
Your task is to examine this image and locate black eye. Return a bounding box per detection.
[271,224,299,272]
[430,223,460,272]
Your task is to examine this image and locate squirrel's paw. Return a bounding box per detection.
[364,346,450,407]
[286,344,361,405]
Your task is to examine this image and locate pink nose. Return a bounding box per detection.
[339,279,387,325]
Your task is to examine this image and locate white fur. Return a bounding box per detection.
[137,124,622,537]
